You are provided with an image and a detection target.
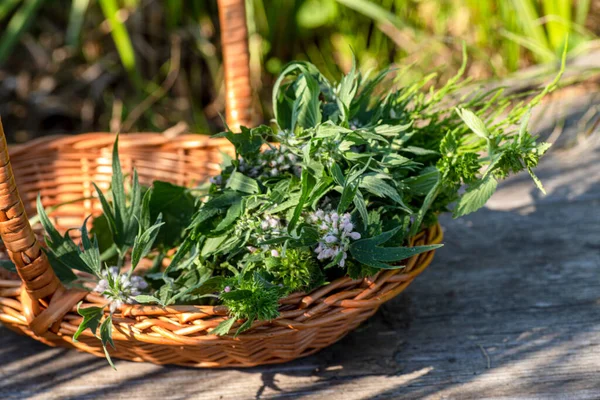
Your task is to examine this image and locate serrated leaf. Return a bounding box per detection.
[227,171,260,194]
[316,122,352,138]
[349,226,443,269]
[131,214,164,270]
[37,195,95,279]
[359,175,411,212]
[453,175,498,218]
[73,303,103,342]
[291,73,322,131]
[456,108,490,139]
[212,126,265,158]
[272,61,322,129]
[211,317,236,336]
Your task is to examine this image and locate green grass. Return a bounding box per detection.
[0,0,596,133]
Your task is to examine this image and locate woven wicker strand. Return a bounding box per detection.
[0,0,443,368]
[218,0,253,131]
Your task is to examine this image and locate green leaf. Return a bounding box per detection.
[78,215,102,276]
[289,169,314,230]
[0,0,45,65]
[140,189,152,231]
[214,198,243,232]
[527,167,546,195]
[130,214,164,270]
[398,146,439,156]
[403,167,439,196]
[456,108,490,139]
[227,171,260,194]
[73,304,104,342]
[134,295,161,304]
[149,181,196,248]
[359,175,411,213]
[272,61,322,129]
[100,315,116,369]
[353,190,369,228]
[291,73,322,131]
[349,227,443,269]
[336,57,359,122]
[234,317,255,338]
[410,179,440,237]
[92,184,118,239]
[37,195,94,279]
[213,126,265,158]
[211,317,236,336]
[330,163,346,186]
[201,235,228,257]
[453,175,498,218]
[110,135,127,231]
[337,179,359,214]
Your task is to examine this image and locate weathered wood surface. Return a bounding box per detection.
[1,83,600,400]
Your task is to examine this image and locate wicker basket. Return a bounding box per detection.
[0,0,443,368]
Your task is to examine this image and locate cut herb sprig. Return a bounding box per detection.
[20,50,563,365]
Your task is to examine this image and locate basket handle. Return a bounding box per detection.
[0,118,61,301]
[218,0,253,132]
[0,2,253,317]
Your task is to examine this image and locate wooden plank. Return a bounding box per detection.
[1,78,600,400]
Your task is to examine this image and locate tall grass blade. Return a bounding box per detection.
[0,0,21,21]
[66,0,90,47]
[0,0,45,65]
[509,0,553,63]
[98,0,140,87]
[575,0,591,27]
[335,0,406,28]
[500,29,556,62]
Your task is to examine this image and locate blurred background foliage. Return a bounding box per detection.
[0,0,598,142]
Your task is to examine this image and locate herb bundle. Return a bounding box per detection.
[24,52,560,364]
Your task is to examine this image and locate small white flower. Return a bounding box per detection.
[224,286,231,293]
[271,249,280,257]
[309,209,362,267]
[325,235,337,243]
[94,267,149,313]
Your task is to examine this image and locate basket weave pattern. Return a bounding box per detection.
[0,0,442,368]
[0,132,442,367]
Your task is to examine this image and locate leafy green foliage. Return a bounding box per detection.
[37,198,98,281]
[73,304,116,368]
[92,136,143,263]
[73,304,103,342]
[350,227,443,269]
[36,53,557,339]
[217,273,284,337]
[147,181,196,248]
